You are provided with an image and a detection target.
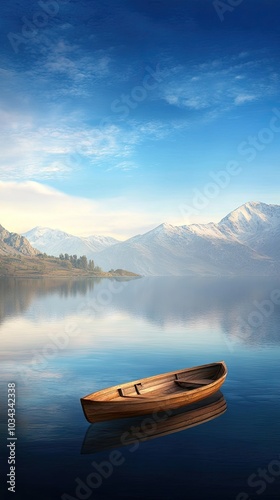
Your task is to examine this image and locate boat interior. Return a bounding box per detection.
[88,363,224,402]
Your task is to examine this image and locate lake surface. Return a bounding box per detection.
[0,276,280,500]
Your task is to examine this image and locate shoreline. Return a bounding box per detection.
[0,255,140,279]
[0,273,141,279]
[0,274,143,280]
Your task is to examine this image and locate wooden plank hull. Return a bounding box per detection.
[81,361,227,423]
[81,391,227,454]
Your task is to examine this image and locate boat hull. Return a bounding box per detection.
[81,361,227,423]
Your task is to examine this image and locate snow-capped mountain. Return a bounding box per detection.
[94,201,280,276]
[23,202,280,275]
[218,201,280,260]
[23,227,119,258]
[218,201,280,239]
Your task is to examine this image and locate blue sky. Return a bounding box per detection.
[0,0,280,238]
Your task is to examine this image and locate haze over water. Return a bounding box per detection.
[0,276,280,499]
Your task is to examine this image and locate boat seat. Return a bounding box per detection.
[118,383,142,397]
[175,378,213,387]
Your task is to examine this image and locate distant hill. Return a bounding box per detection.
[0,224,39,256]
[23,227,119,257]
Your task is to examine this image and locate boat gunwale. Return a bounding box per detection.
[81,361,227,404]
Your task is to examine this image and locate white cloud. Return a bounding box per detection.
[0,181,160,239]
[165,94,179,105]
[234,94,257,105]
[182,97,209,110]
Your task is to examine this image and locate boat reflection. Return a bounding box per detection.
[81,391,226,454]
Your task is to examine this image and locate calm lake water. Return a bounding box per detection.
[0,276,280,500]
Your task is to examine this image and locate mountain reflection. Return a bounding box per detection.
[107,277,280,346]
[1,276,280,346]
[0,277,99,325]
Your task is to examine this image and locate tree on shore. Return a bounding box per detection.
[59,253,99,272]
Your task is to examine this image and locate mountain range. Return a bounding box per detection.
[21,201,280,276]
[23,227,118,257]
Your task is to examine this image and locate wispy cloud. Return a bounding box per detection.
[136,121,172,139]
[160,53,279,119]
[0,91,177,180]
[0,106,143,180]
[24,39,113,97]
[234,94,258,105]
[107,161,138,172]
[41,45,110,83]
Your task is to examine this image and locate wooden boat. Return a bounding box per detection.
[80,361,227,423]
[81,391,227,454]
